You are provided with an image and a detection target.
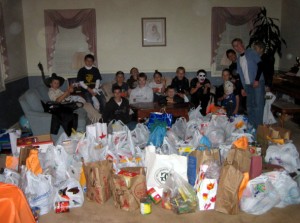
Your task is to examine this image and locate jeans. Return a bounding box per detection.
[244,83,265,128]
[83,91,106,114]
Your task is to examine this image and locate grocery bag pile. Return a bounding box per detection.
[1,105,300,217]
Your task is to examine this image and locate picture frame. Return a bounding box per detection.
[142,17,166,47]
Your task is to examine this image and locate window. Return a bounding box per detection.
[52,26,89,75]
[211,23,250,76]
[44,9,97,72]
[210,7,260,76]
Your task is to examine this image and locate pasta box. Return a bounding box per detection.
[17,134,53,154]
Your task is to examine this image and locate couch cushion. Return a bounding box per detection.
[24,89,44,112]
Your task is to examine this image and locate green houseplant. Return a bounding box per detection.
[248,7,286,57]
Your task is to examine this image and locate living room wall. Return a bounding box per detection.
[0,0,28,129]
[280,0,300,71]
[22,0,282,81]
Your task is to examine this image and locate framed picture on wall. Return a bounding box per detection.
[142,17,166,47]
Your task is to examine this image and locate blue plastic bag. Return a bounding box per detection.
[197,135,211,151]
[147,112,173,129]
[148,125,167,147]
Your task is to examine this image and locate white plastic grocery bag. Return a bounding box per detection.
[25,171,54,215]
[263,171,300,208]
[145,145,187,191]
[53,178,84,209]
[265,143,300,172]
[263,92,277,125]
[86,122,108,145]
[240,175,280,215]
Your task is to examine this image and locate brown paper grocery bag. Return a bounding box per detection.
[226,148,251,173]
[111,167,147,211]
[215,163,244,215]
[188,148,220,186]
[83,160,113,204]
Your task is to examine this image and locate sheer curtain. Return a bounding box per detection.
[211,7,260,64]
[44,9,97,70]
[0,2,9,91]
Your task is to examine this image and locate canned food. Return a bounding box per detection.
[140,197,151,215]
[55,201,70,213]
[147,187,162,204]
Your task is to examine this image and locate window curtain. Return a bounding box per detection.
[0,2,9,91]
[44,9,97,70]
[211,7,260,64]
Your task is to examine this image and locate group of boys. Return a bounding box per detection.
[48,38,274,130]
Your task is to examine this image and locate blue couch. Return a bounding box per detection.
[18,84,87,142]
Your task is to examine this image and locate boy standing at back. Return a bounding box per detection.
[77,54,106,113]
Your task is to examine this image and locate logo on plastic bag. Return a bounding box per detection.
[155,168,170,184]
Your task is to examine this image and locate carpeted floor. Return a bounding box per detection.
[40,119,300,223]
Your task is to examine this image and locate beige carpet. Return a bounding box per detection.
[40,120,300,223]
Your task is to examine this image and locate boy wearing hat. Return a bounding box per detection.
[47,73,101,123]
[47,73,85,103]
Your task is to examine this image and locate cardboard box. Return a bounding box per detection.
[17,134,53,154]
[256,125,291,156]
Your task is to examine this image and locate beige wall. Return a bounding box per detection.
[2,0,27,82]
[280,0,300,71]
[22,0,282,76]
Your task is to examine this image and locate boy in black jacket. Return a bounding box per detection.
[103,85,132,126]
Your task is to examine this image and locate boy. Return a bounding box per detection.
[158,85,184,104]
[232,38,265,128]
[190,69,211,115]
[112,71,129,98]
[48,73,85,103]
[127,67,139,90]
[171,67,190,99]
[221,81,238,117]
[47,73,101,123]
[226,49,246,113]
[77,54,106,113]
[103,86,136,130]
[129,73,153,104]
[253,41,275,91]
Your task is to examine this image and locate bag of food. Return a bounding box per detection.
[53,178,84,208]
[83,160,113,204]
[162,170,198,214]
[24,171,54,215]
[240,175,280,215]
[187,149,220,187]
[145,146,187,190]
[111,167,147,211]
[194,161,220,210]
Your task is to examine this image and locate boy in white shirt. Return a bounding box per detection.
[129,73,154,104]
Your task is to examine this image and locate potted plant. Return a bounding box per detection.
[247,7,286,57]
